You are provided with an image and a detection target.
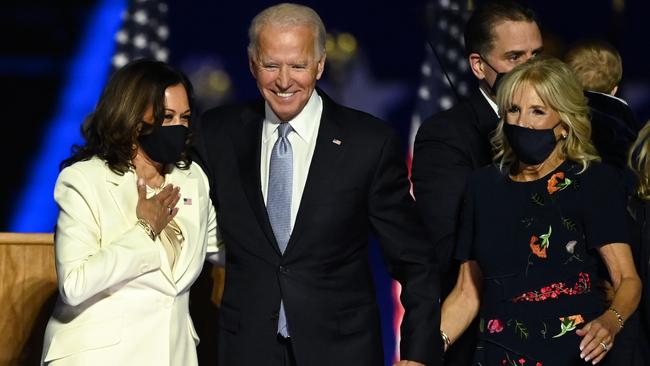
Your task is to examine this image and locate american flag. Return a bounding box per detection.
[394,0,473,362]
[407,0,474,165]
[111,0,170,71]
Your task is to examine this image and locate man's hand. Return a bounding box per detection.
[393,361,426,366]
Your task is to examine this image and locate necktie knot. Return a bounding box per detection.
[278,123,292,138]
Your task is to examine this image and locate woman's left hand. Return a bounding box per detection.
[576,311,620,364]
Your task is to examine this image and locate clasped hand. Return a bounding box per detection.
[135,178,181,234]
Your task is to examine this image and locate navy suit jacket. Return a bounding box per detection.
[411,90,498,366]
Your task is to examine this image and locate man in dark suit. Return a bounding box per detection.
[410,1,542,364]
[195,3,441,366]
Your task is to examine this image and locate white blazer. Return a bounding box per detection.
[41,157,220,366]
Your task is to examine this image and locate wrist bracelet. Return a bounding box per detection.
[608,307,624,329]
[137,219,156,241]
[440,330,451,352]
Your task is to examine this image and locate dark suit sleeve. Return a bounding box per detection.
[368,131,443,365]
[190,110,218,204]
[411,117,474,273]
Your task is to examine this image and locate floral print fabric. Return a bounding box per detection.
[458,161,627,365]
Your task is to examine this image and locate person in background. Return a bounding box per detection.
[566,42,647,365]
[626,121,650,364]
[440,58,641,365]
[411,1,542,364]
[565,40,641,172]
[194,3,441,366]
[41,59,221,366]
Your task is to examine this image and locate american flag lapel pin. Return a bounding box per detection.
[332,138,342,145]
[183,197,192,205]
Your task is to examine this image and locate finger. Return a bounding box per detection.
[156,185,174,202]
[590,346,609,365]
[576,322,590,337]
[581,333,604,361]
[168,190,181,209]
[584,340,607,363]
[137,178,147,201]
[578,324,594,351]
[164,188,181,210]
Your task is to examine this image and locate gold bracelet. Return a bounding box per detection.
[137,219,156,241]
[440,330,451,352]
[608,307,624,329]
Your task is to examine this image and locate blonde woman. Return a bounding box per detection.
[440,58,641,365]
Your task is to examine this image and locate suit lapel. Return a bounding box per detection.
[284,94,346,257]
[106,169,138,228]
[468,90,499,139]
[233,103,282,255]
[166,168,199,283]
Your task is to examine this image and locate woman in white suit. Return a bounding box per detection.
[41,59,222,365]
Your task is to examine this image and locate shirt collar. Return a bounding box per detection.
[479,87,500,116]
[588,90,629,105]
[262,90,322,143]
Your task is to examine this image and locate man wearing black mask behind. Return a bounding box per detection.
[411,1,542,364]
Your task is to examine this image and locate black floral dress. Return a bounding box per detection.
[456,160,629,365]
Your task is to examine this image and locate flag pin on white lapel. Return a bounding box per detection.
[183,197,192,205]
[332,138,342,145]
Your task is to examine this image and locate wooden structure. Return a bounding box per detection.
[0,233,56,366]
[0,233,224,365]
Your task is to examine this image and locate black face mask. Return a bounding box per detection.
[138,124,188,164]
[480,55,507,95]
[504,122,562,165]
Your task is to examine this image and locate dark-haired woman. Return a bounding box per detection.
[41,59,221,366]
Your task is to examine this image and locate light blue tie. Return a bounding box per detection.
[267,122,292,337]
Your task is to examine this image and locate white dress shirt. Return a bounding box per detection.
[479,87,500,116]
[260,90,323,231]
[588,90,629,105]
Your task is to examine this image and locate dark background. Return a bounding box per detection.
[3,0,649,231]
[2,0,649,232]
[2,1,649,364]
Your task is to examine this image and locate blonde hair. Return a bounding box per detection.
[628,120,650,199]
[248,3,326,60]
[491,57,600,173]
[565,40,622,94]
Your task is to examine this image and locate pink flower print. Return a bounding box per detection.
[487,319,504,333]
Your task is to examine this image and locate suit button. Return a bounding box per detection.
[139,264,149,274]
[278,266,289,274]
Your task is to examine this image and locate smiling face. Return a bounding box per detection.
[141,83,191,127]
[249,24,325,122]
[505,82,566,137]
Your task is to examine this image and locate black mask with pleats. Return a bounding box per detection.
[138,125,188,164]
[504,122,562,165]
